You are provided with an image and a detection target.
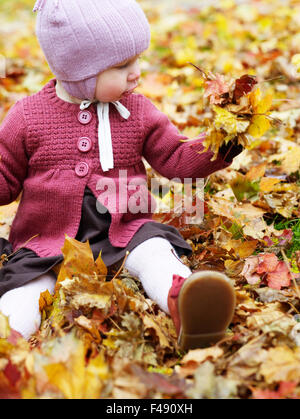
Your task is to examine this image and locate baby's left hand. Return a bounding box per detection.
[218,139,244,162]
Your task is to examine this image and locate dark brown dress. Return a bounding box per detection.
[0,186,192,296]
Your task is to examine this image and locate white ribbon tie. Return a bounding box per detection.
[80,100,130,172]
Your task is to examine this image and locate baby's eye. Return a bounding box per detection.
[116,62,129,69]
[118,64,128,69]
[116,56,140,70]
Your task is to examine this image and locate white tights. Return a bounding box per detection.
[0,271,56,340]
[0,237,191,339]
[124,237,192,313]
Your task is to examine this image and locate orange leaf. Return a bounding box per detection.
[245,163,267,181]
[259,177,281,193]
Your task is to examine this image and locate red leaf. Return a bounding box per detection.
[267,261,291,290]
[257,253,279,274]
[3,361,21,388]
[233,74,257,101]
[252,382,298,399]
[279,381,298,397]
[278,229,293,246]
[262,235,274,246]
[252,388,281,399]
[204,73,230,104]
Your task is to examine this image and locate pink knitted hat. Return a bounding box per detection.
[33,0,151,100]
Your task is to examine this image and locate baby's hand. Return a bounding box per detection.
[218,138,244,162]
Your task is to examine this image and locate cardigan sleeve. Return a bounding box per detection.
[0,100,28,205]
[141,96,231,181]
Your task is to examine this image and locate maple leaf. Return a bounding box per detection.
[267,261,291,290]
[213,105,250,135]
[256,253,279,274]
[204,73,230,105]
[242,253,292,290]
[233,74,257,102]
[247,115,271,138]
[240,257,261,285]
[247,88,273,138]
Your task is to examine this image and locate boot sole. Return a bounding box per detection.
[178,271,236,350]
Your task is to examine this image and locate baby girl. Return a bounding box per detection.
[0,0,242,349]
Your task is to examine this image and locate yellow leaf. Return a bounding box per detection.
[203,129,225,159]
[279,147,300,174]
[213,106,249,135]
[44,337,106,399]
[142,314,171,349]
[56,235,107,292]
[247,115,270,138]
[256,93,273,114]
[74,315,101,342]
[259,177,281,193]
[245,163,267,181]
[181,347,224,365]
[86,351,109,381]
[39,289,53,313]
[268,145,300,175]
[249,88,272,113]
[233,240,258,258]
[259,346,300,384]
[95,250,108,279]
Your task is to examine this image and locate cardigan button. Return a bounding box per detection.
[77,110,92,124]
[77,137,92,152]
[75,162,89,177]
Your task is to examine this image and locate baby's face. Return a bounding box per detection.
[95,55,141,102]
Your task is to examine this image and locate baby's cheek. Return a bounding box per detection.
[96,81,123,101]
[108,82,124,96]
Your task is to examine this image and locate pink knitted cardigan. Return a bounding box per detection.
[0,79,230,257]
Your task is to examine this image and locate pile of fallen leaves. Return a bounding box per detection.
[0,0,300,399]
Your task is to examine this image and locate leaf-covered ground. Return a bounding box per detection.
[0,0,300,399]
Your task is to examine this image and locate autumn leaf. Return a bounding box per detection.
[247,88,273,138]
[213,105,250,135]
[204,73,230,105]
[252,381,298,399]
[245,162,267,181]
[247,115,271,138]
[259,346,300,384]
[266,262,291,290]
[259,177,281,193]
[233,74,257,102]
[142,314,172,349]
[56,235,107,288]
[242,253,292,290]
[44,333,108,399]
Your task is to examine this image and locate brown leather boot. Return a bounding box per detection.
[167,271,236,350]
